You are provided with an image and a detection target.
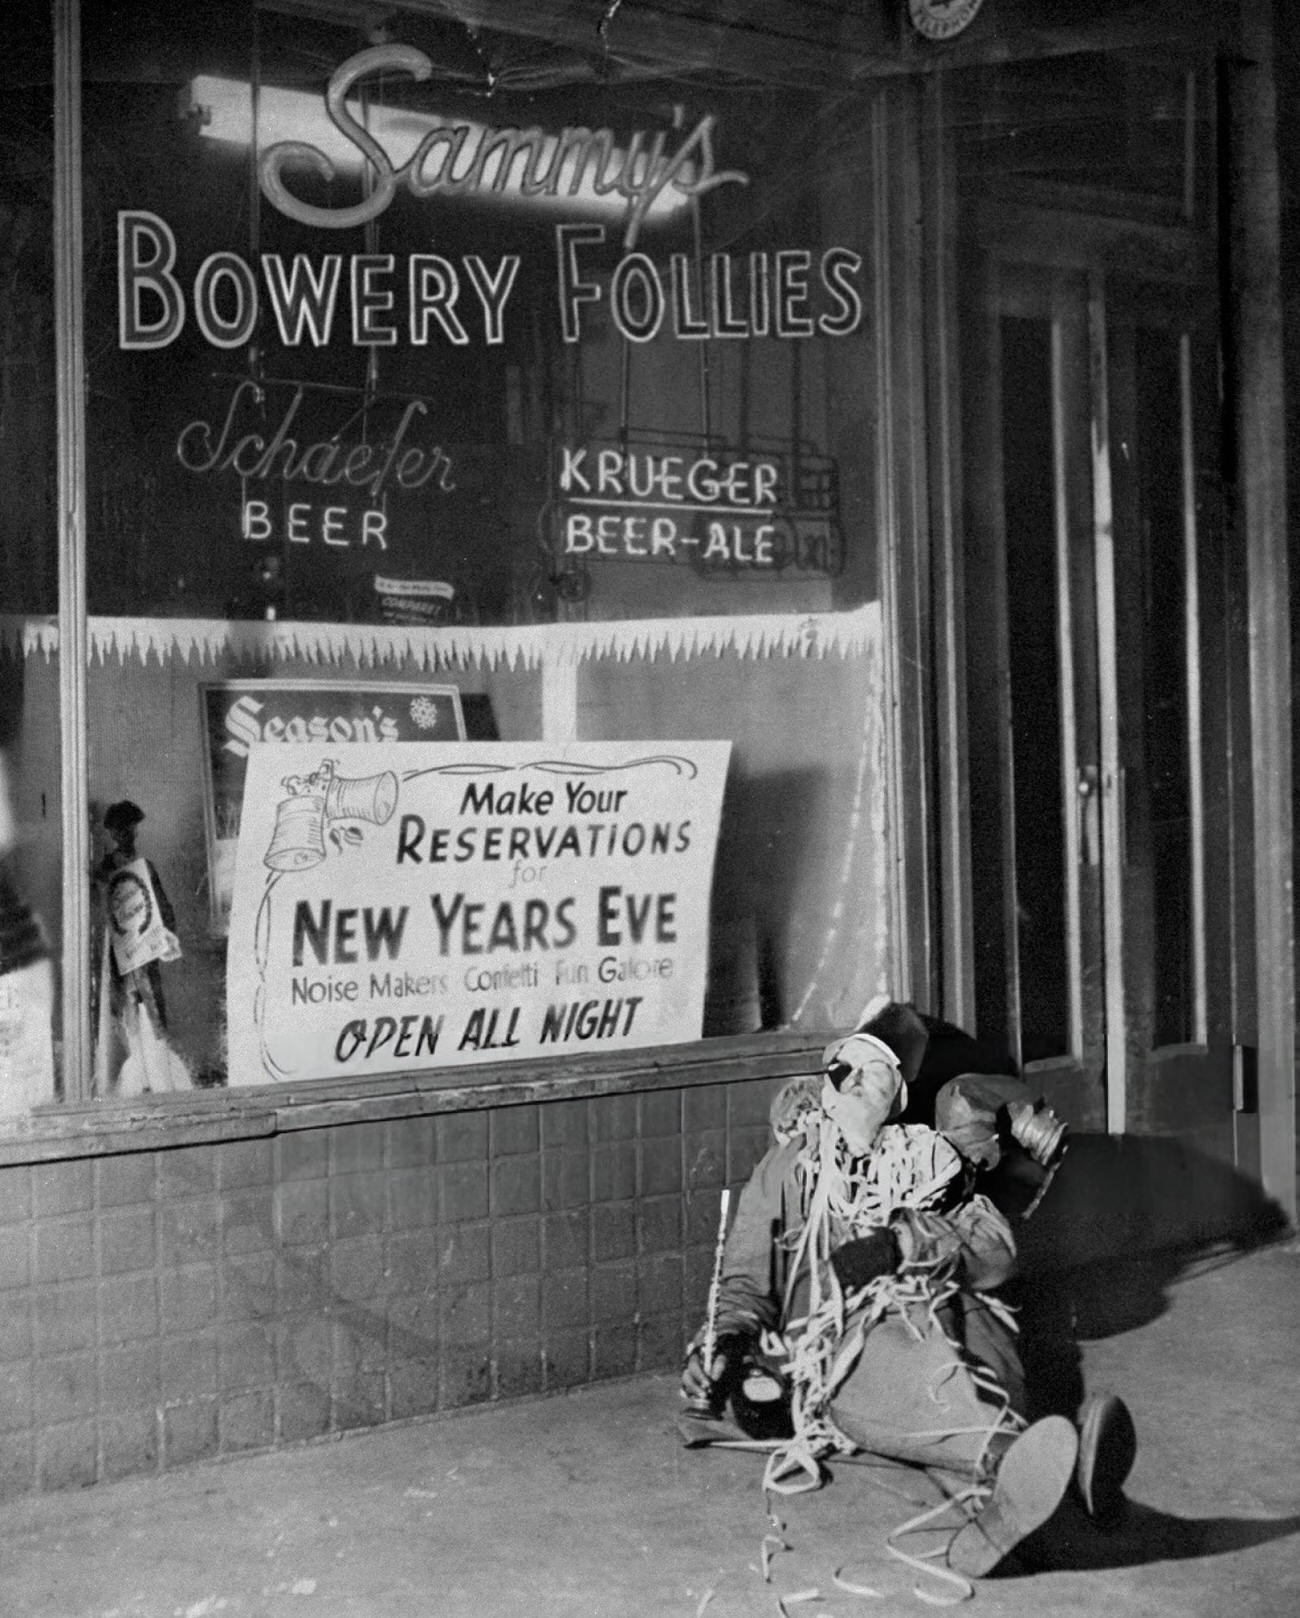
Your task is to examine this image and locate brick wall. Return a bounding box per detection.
[0,1076,781,1499]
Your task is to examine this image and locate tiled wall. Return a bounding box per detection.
[0,1077,780,1499]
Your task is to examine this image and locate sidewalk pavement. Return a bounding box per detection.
[2,1241,1297,1618]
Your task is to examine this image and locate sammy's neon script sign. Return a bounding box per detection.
[255,43,748,249]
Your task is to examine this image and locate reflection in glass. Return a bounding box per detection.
[1001,318,1070,1064]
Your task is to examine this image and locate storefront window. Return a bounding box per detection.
[1,0,59,1112]
[8,0,890,1110]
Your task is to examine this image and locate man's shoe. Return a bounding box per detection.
[1076,1393,1136,1523]
[948,1416,1078,1577]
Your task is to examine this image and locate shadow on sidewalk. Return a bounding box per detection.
[1013,1498,1300,1574]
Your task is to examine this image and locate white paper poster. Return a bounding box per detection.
[226,740,732,1085]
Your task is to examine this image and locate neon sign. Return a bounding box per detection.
[253,44,749,251]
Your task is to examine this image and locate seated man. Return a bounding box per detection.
[680,1000,1135,1578]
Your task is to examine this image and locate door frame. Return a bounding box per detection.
[895,39,1295,1222]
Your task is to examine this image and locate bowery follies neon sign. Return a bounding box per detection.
[118,44,866,353]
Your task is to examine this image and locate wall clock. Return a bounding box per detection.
[908,0,986,41]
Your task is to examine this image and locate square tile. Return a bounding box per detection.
[99,1273,160,1346]
[277,1131,330,1181]
[638,1089,681,1138]
[491,1274,540,1341]
[159,1145,218,1200]
[438,1162,489,1224]
[332,1121,387,1175]
[0,1228,30,1291]
[0,1362,33,1434]
[389,1168,437,1230]
[437,1222,490,1287]
[331,1235,388,1302]
[221,1189,276,1255]
[591,1200,636,1264]
[215,1139,274,1190]
[388,1229,440,1294]
[278,1380,331,1444]
[95,1154,157,1208]
[494,1342,543,1401]
[277,1315,334,1385]
[541,1149,589,1212]
[32,1160,93,1218]
[638,1313,687,1372]
[277,1179,329,1245]
[490,1156,540,1217]
[99,1342,161,1413]
[159,1266,217,1335]
[589,1092,637,1141]
[684,1142,728,1206]
[333,1370,386,1430]
[591,1142,636,1203]
[439,1348,491,1409]
[163,1400,219,1468]
[33,1282,97,1357]
[388,1356,440,1421]
[388,1116,437,1168]
[637,1252,684,1318]
[34,1220,94,1286]
[0,1166,33,1224]
[218,1323,276,1393]
[683,1084,728,1131]
[542,1268,588,1333]
[36,1420,97,1490]
[99,1409,159,1480]
[542,1210,589,1270]
[540,1099,587,1148]
[34,1352,98,1425]
[638,1195,683,1255]
[0,1295,32,1362]
[440,1282,491,1347]
[221,1251,276,1323]
[491,1217,540,1278]
[639,1136,683,1197]
[436,1111,488,1162]
[592,1322,637,1379]
[330,1173,388,1239]
[542,1329,589,1390]
[157,1198,221,1267]
[160,1334,218,1403]
[276,1248,331,1316]
[490,1104,539,1156]
[590,1261,636,1324]
[220,1388,274,1454]
[100,1206,157,1275]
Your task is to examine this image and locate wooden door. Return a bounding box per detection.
[961,256,1237,1158]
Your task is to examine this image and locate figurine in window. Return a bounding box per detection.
[93,800,191,1095]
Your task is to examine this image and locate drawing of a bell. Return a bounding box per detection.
[264,793,328,871]
[325,769,398,826]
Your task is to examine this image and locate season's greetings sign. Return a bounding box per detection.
[226,740,731,1084]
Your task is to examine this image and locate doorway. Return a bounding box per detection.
[958,251,1241,1163]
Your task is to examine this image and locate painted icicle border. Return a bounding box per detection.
[0,606,878,669]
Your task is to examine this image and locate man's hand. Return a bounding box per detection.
[680,1331,749,1406]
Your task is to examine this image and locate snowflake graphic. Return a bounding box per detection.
[409,696,442,732]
